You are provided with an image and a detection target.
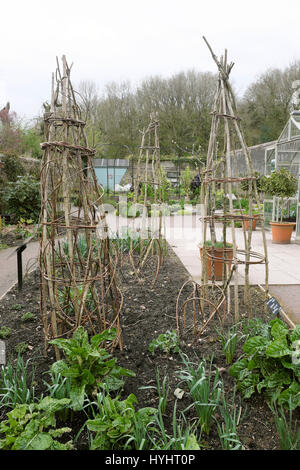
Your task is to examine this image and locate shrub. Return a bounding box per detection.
[262,169,298,222]
[4,175,40,223]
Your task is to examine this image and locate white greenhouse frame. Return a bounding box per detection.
[264,111,300,243]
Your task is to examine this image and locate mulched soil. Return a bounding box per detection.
[0,245,293,450]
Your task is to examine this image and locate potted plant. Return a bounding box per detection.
[262,169,298,244]
[242,204,263,231]
[199,240,234,281]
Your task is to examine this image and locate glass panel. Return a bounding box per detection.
[278,123,289,141]
[290,121,300,138]
[263,199,274,227]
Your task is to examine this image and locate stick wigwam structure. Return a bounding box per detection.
[128,112,167,286]
[39,56,122,358]
[176,39,269,338]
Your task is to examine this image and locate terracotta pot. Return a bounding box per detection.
[269,222,295,244]
[199,245,234,281]
[243,214,259,231]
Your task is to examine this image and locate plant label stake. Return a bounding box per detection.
[266,296,282,316]
[0,340,5,365]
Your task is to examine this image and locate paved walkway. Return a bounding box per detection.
[1,213,299,324]
[0,241,39,300]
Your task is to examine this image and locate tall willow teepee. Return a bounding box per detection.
[176,39,268,340]
[128,112,167,286]
[200,37,269,321]
[39,56,122,358]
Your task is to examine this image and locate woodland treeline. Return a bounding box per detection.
[77,60,300,158]
[1,61,300,160]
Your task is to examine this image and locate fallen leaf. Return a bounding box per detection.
[174,388,185,399]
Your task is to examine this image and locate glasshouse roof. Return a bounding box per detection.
[278,110,300,142]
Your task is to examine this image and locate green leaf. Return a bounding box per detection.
[25,432,53,450]
[238,373,260,399]
[243,336,270,355]
[266,338,291,358]
[277,382,300,409]
[290,326,300,343]
[270,318,289,340]
[70,384,85,411]
[185,434,201,450]
[90,328,117,347]
[37,397,71,414]
[229,357,249,380]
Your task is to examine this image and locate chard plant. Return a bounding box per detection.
[229,318,300,408]
[49,327,135,411]
[0,397,73,450]
[86,392,157,450]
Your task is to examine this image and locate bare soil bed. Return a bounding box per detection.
[0,246,291,450]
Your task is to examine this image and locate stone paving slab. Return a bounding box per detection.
[0,241,39,300]
[268,285,300,325]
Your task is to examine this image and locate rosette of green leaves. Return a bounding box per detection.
[50,327,135,411]
[148,330,180,356]
[0,397,73,450]
[229,318,300,408]
[86,393,157,450]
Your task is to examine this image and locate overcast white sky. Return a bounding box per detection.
[1,0,300,124]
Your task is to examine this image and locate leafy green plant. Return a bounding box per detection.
[0,397,73,450]
[177,354,223,435]
[42,371,73,420]
[262,169,298,223]
[15,342,29,354]
[12,304,22,311]
[229,318,300,408]
[240,171,265,194]
[21,312,36,322]
[86,393,156,450]
[50,327,135,411]
[0,326,12,339]
[148,330,180,356]
[0,356,36,409]
[3,175,41,223]
[201,240,233,249]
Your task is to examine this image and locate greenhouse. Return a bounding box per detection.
[264,110,300,242]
